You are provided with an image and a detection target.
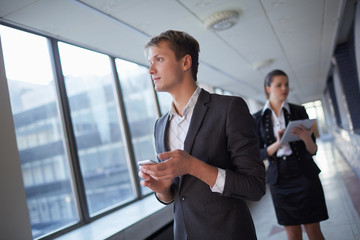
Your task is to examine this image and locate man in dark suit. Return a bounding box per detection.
[138,30,265,240]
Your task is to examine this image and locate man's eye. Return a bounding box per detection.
[157,58,163,62]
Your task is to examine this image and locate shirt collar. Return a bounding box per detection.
[261,100,290,115]
[169,87,201,120]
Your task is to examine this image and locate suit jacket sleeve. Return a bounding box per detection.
[221,97,265,201]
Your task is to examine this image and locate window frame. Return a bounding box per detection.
[0,22,162,240]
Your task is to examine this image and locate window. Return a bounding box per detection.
[0,24,162,239]
[115,59,158,194]
[303,100,329,137]
[157,91,173,116]
[58,42,135,216]
[0,25,79,238]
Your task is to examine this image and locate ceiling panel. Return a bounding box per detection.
[0,0,349,105]
[0,0,39,17]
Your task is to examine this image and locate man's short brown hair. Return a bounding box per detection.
[145,30,200,81]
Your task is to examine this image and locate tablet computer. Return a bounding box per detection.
[280,119,316,143]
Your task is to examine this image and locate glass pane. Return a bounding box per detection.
[214,87,223,95]
[223,90,233,96]
[157,91,172,116]
[58,42,135,216]
[0,26,79,238]
[115,59,158,195]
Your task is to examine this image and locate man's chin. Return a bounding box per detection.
[154,86,165,92]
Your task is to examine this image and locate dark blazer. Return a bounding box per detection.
[154,89,265,240]
[253,103,320,185]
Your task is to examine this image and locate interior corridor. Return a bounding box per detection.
[248,139,360,240]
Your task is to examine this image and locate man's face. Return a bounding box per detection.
[147,41,185,93]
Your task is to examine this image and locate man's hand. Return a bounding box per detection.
[138,168,172,190]
[139,149,217,190]
[139,150,194,181]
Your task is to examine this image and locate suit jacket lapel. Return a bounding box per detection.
[180,89,209,191]
[183,89,209,153]
[156,114,183,189]
[156,114,170,157]
[283,107,291,126]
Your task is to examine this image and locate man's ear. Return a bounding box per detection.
[183,54,192,71]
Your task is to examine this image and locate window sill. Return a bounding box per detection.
[55,195,173,240]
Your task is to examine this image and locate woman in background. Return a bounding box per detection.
[253,69,328,240]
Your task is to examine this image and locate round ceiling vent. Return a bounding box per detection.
[204,10,240,31]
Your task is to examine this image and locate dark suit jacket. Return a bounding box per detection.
[253,103,320,185]
[154,89,265,240]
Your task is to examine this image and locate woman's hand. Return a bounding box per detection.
[291,124,317,155]
[291,124,312,141]
[276,129,285,143]
[266,129,285,157]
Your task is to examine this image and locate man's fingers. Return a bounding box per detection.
[158,151,171,160]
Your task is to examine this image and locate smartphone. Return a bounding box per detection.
[137,159,158,166]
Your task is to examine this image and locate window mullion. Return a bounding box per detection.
[48,38,90,223]
[109,57,142,198]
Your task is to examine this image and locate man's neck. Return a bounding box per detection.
[171,83,197,116]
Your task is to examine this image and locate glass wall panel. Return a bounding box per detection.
[157,91,172,116]
[303,100,329,138]
[214,87,224,95]
[58,43,135,216]
[0,25,79,238]
[115,59,158,194]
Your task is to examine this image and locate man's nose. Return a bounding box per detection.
[149,63,155,74]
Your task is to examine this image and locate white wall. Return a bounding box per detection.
[245,98,264,114]
[0,37,33,240]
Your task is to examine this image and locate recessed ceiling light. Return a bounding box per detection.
[204,10,240,31]
[252,59,275,70]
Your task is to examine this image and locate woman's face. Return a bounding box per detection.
[266,75,289,102]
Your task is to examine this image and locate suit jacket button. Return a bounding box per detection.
[181,196,185,201]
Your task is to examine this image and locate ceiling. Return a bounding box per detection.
[0,0,353,104]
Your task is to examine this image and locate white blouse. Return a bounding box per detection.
[262,100,293,157]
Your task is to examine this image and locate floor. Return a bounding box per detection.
[248,139,360,240]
